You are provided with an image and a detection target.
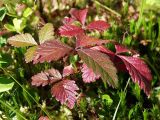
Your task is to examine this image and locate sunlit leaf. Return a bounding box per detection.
[1,0,20,4]
[8,33,37,47]
[13,18,26,33]
[0,7,6,21]
[102,94,113,106]
[25,46,38,63]
[0,77,14,93]
[23,7,33,18]
[38,23,54,44]
[4,24,16,32]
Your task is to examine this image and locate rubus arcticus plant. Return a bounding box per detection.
[7,8,152,109]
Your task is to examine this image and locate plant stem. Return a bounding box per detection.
[112,78,130,120]
[0,67,53,120]
[93,0,121,17]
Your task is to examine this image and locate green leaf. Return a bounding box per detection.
[143,109,148,120]
[6,4,17,17]
[8,33,37,47]
[38,23,54,44]
[0,77,14,93]
[133,83,141,100]
[0,53,12,67]
[4,24,16,32]
[13,18,26,33]
[79,97,87,113]
[69,55,79,68]
[0,60,7,67]
[2,0,20,4]
[0,61,7,64]
[102,94,113,106]
[0,37,7,47]
[0,7,6,21]
[25,46,38,63]
[23,7,33,17]
[128,104,141,119]
[138,0,160,11]
[30,16,39,26]
[78,49,118,88]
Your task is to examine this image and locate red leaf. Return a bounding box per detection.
[115,44,130,54]
[87,20,110,32]
[33,40,72,64]
[69,8,88,25]
[76,34,113,48]
[62,17,75,25]
[91,46,127,72]
[59,24,84,37]
[81,64,100,83]
[51,80,79,109]
[31,68,62,87]
[63,64,74,77]
[78,49,118,87]
[38,116,49,120]
[118,55,152,96]
[115,44,139,56]
[114,56,128,72]
[31,71,49,87]
[90,46,115,59]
